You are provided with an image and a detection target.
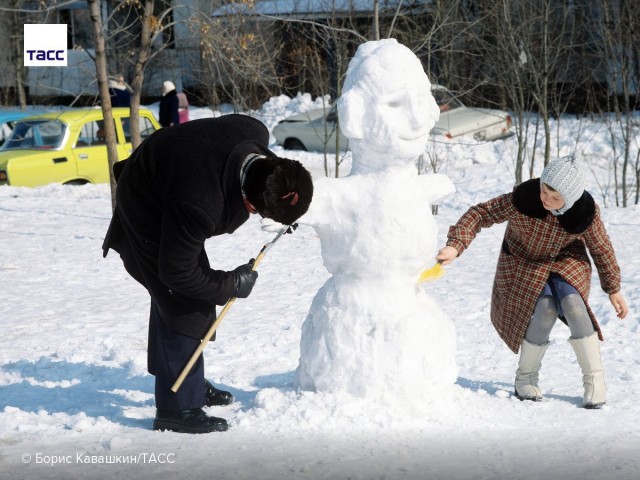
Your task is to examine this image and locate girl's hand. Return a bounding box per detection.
[609,292,629,319]
[436,246,459,265]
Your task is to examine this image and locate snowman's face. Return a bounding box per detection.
[361,79,434,157]
[341,58,438,168]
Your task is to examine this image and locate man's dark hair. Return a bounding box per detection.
[243,156,313,225]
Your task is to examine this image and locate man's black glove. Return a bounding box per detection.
[231,259,258,298]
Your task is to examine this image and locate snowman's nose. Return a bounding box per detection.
[407,100,427,128]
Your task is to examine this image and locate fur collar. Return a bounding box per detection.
[512,178,595,234]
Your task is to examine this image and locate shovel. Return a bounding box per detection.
[417,260,445,283]
[171,223,297,393]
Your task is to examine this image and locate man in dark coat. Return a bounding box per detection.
[102,114,313,433]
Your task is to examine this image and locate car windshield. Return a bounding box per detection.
[2,119,66,150]
[432,89,464,112]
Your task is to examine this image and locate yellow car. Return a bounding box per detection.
[0,107,160,186]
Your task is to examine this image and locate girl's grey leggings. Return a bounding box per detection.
[525,294,595,345]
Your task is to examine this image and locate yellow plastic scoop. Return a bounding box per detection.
[417,261,445,283]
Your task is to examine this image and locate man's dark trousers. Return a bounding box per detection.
[148,301,206,410]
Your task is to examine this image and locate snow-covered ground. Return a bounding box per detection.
[0,94,638,480]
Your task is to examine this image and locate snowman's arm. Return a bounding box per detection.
[418,173,456,204]
[297,177,342,227]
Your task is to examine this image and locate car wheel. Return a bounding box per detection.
[64,179,88,186]
[284,138,307,151]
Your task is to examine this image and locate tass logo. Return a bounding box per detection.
[24,24,67,67]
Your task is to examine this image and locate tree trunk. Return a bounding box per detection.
[373,0,380,40]
[11,0,27,109]
[129,0,155,150]
[87,0,120,212]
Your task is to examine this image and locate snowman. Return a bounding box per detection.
[296,39,458,408]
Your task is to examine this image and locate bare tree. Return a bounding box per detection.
[289,17,354,177]
[194,4,284,110]
[597,0,640,207]
[98,0,175,148]
[476,1,539,184]
[125,0,160,149]
[86,0,177,209]
[9,0,28,108]
[439,1,589,183]
[1,0,59,107]
[87,0,119,211]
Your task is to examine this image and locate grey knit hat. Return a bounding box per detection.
[540,152,585,215]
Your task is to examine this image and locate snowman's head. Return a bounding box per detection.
[338,39,439,171]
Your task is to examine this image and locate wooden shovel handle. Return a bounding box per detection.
[170,251,267,393]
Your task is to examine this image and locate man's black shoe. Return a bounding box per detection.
[153,408,228,433]
[205,379,234,406]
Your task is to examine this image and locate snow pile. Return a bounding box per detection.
[257,93,332,133]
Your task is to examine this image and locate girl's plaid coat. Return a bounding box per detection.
[446,179,621,353]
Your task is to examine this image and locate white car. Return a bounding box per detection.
[272,86,513,153]
[430,85,513,142]
[273,105,347,153]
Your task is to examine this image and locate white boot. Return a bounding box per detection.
[514,339,550,401]
[568,332,606,409]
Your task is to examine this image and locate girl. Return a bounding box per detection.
[437,152,628,408]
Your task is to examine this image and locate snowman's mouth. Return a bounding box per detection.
[398,131,428,141]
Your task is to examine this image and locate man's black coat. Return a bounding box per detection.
[102,114,272,339]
